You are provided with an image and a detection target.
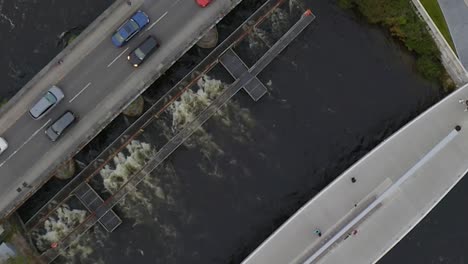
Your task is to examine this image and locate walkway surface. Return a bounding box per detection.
[0,0,241,220]
[437,0,468,69]
[242,80,468,264]
[73,183,121,232]
[220,49,268,101]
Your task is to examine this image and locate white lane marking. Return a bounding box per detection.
[0,119,52,168]
[170,0,183,8]
[146,11,168,32]
[69,82,91,103]
[145,0,181,32]
[107,47,129,68]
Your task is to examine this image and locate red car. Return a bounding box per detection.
[196,0,212,7]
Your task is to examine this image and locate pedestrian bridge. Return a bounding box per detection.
[242,81,468,264]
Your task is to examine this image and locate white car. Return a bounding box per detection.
[0,137,7,155]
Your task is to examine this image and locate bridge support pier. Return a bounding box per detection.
[197,26,219,49]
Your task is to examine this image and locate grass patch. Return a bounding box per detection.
[0,99,7,109]
[6,255,34,264]
[339,0,454,90]
[2,221,20,243]
[67,34,78,46]
[420,0,456,52]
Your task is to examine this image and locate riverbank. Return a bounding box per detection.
[339,0,454,91]
[0,100,6,110]
[2,214,42,264]
[419,0,455,52]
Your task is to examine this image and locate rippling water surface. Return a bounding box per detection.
[1,0,458,263]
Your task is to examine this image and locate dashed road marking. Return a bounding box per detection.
[107,47,129,68]
[0,119,52,168]
[69,82,91,103]
[146,11,168,32]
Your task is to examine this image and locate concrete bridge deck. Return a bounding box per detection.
[242,79,468,263]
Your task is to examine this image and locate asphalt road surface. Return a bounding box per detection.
[437,0,468,69]
[0,0,237,218]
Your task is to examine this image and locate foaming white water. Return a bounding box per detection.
[100,140,156,194]
[168,74,256,150]
[98,139,179,223]
[288,0,306,16]
[59,226,108,264]
[252,26,273,48]
[269,8,291,38]
[116,163,181,227]
[32,205,86,252]
[169,76,225,132]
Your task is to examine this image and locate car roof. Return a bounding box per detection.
[49,86,64,100]
[119,20,139,39]
[139,36,158,53]
[0,137,7,148]
[29,86,63,119]
[197,0,211,6]
[30,96,53,118]
[131,11,149,28]
[52,111,75,133]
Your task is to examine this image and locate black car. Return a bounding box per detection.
[45,111,76,141]
[127,36,159,67]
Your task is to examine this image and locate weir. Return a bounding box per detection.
[37,4,316,262]
[0,0,243,221]
[24,0,286,232]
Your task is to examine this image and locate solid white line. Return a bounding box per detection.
[107,47,129,68]
[146,11,168,32]
[69,82,91,103]
[303,128,459,264]
[0,119,52,168]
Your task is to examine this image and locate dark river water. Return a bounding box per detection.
[1,0,463,263]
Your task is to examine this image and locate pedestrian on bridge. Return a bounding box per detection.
[314,228,322,237]
[458,99,468,111]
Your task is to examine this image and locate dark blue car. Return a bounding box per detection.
[111,11,150,47]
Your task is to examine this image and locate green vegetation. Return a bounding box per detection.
[67,34,78,46]
[2,221,20,243]
[0,99,7,109]
[6,255,32,264]
[339,0,454,90]
[420,0,456,52]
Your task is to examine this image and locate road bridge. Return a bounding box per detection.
[0,0,242,220]
[23,0,289,234]
[242,80,468,263]
[36,6,315,262]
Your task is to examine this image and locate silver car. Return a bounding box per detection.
[0,137,8,155]
[45,111,76,142]
[29,86,64,119]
